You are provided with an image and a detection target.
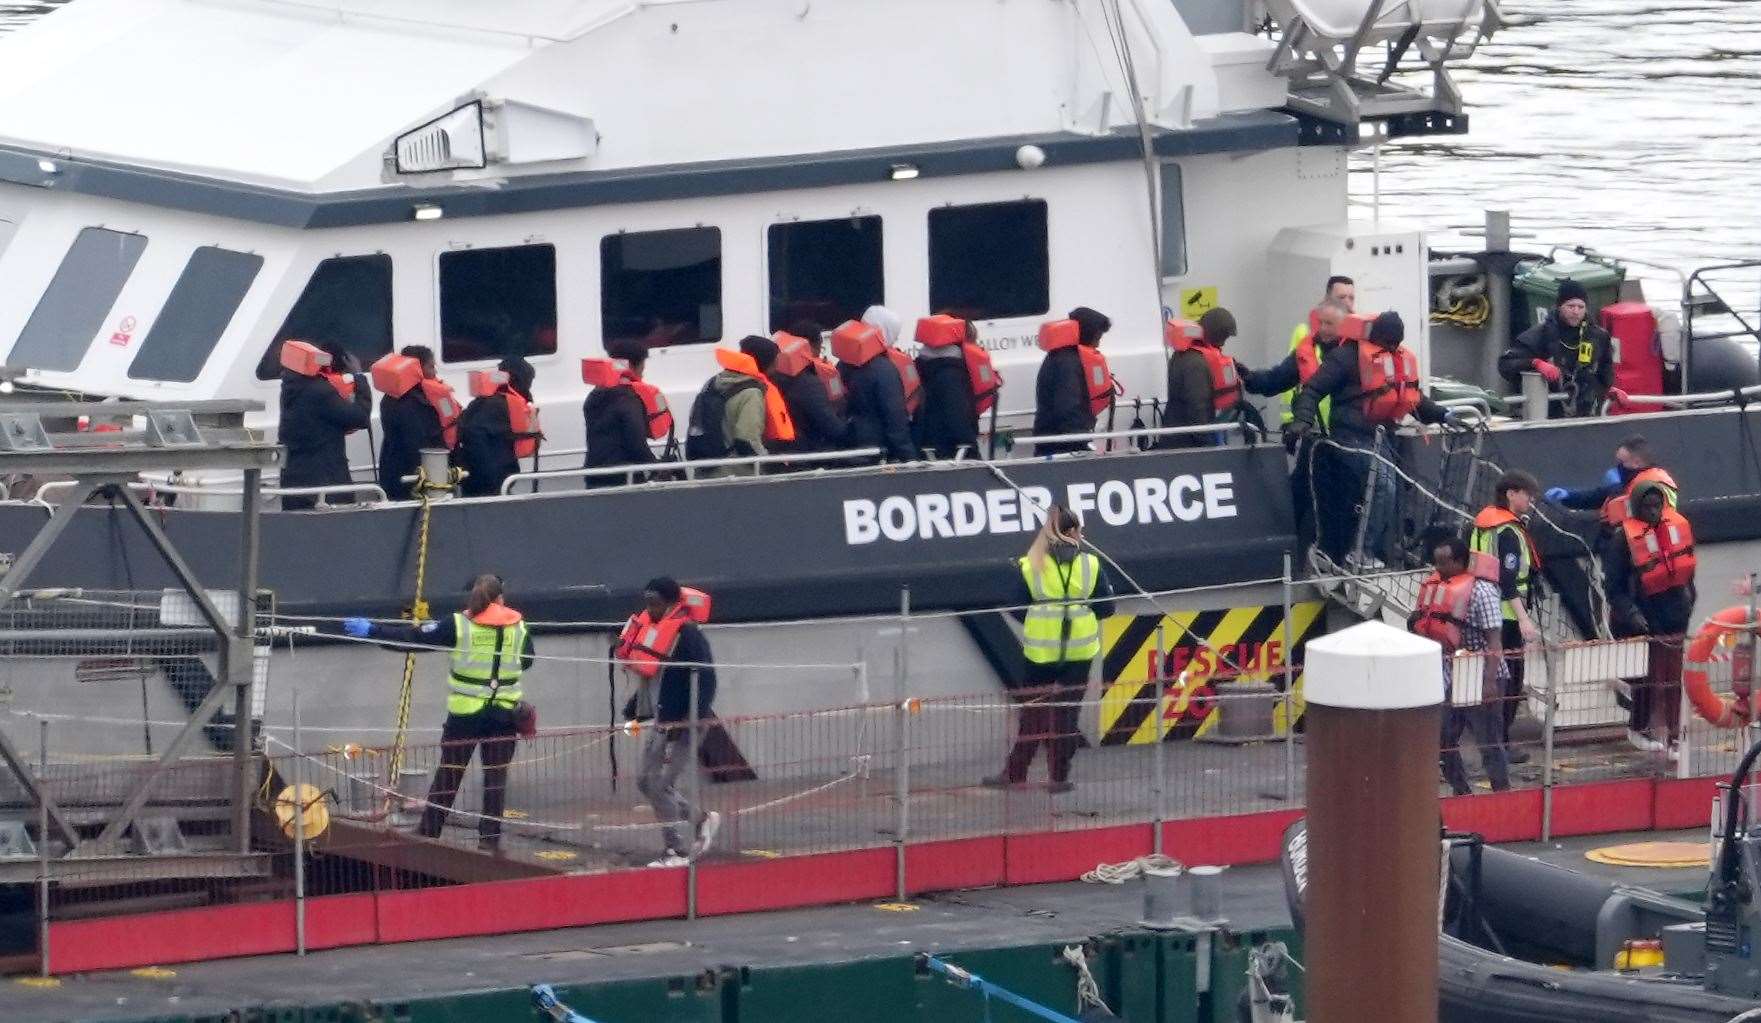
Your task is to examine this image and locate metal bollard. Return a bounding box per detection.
[1187,864,1226,924]
[1520,372,1550,421]
[419,448,455,500]
[1139,863,1184,930]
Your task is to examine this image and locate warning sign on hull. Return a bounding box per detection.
[1097,602,1325,745]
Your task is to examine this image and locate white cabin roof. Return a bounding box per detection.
[0,0,1272,197]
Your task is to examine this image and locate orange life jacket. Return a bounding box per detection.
[1623,508,1696,598]
[614,588,712,680]
[831,322,922,416]
[714,347,797,443]
[370,353,423,398]
[1165,321,1241,416]
[419,378,461,448]
[772,332,848,409]
[582,358,673,441]
[1600,467,1679,527]
[1351,342,1422,424]
[469,370,538,458]
[1413,570,1476,652]
[323,371,356,403]
[279,339,330,377]
[1293,332,1323,384]
[1468,506,1541,582]
[1038,320,1116,418]
[916,316,1002,414]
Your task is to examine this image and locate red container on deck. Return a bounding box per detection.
[1599,302,1664,414]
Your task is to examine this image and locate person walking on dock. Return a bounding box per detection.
[343,574,535,852]
[1605,479,1697,756]
[623,577,722,866]
[986,505,1114,794]
[1410,536,1510,796]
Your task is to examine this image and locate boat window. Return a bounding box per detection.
[767,217,883,332]
[601,227,722,349]
[1159,163,1188,278]
[128,247,264,383]
[928,200,1049,321]
[7,227,147,372]
[256,254,394,379]
[440,243,558,364]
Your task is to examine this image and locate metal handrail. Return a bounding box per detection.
[1615,384,1761,408]
[29,479,386,509]
[1021,421,1248,447]
[499,447,884,494]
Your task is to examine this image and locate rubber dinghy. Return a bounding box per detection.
[1280,747,1761,1021]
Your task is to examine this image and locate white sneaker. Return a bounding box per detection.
[1626,729,1665,753]
[647,853,689,868]
[690,811,721,860]
[1666,742,1681,764]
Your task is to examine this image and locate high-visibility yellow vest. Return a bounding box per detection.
[448,611,527,714]
[1468,519,1533,623]
[1019,553,1102,664]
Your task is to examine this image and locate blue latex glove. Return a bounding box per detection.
[1543,486,1569,503]
[1602,465,1623,488]
[342,617,373,638]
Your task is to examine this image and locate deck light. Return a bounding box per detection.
[35,159,58,175]
[412,204,444,222]
[889,163,919,181]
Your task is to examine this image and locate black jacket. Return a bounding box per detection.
[841,357,916,462]
[914,349,979,459]
[456,394,519,498]
[1161,348,1230,449]
[1034,347,1094,454]
[1291,340,1448,441]
[1603,525,1696,636]
[279,371,370,507]
[770,369,848,454]
[656,621,718,725]
[1497,312,1614,418]
[378,390,445,502]
[583,385,655,487]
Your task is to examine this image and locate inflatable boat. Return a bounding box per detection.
[1281,742,1761,1021]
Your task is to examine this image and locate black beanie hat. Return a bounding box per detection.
[739,334,781,372]
[645,577,681,603]
[1198,307,1238,345]
[1556,279,1589,306]
[1368,310,1405,347]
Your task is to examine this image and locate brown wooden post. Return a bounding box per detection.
[1304,620,1443,1023]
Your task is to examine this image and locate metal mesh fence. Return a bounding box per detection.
[0,585,1741,970]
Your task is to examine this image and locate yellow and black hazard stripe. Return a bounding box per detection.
[1097,602,1325,745]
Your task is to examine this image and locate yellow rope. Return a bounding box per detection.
[383,465,457,807]
[1430,295,1491,329]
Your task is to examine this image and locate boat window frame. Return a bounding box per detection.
[926,198,1050,322]
[7,226,149,374]
[599,225,725,350]
[436,241,560,366]
[255,252,396,380]
[1158,161,1189,280]
[765,214,886,334]
[128,245,265,384]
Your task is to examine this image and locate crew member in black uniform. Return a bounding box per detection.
[1497,280,1626,418]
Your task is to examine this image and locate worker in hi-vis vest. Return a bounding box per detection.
[986,505,1115,794]
[344,574,535,852]
[1243,298,1350,560]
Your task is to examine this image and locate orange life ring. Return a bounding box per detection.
[1683,606,1760,728]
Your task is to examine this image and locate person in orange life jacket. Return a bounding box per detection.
[278,339,370,510]
[687,335,795,476]
[1469,471,1543,765]
[1244,301,1348,557]
[1409,537,1510,796]
[838,306,917,463]
[456,356,539,498]
[583,338,660,488]
[629,577,721,866]
[1604,480,1697,754]
[1288,311,1463,568]
[914,316,982,459]
[1034,306,1112,456]
[1497,279,1624,418]
[376,345,454,502]
[1543,434,1676,552]
[984,506,1116,794]
[767,320,848,455]
[341,574,535,851]
[1162,307,1244,449]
